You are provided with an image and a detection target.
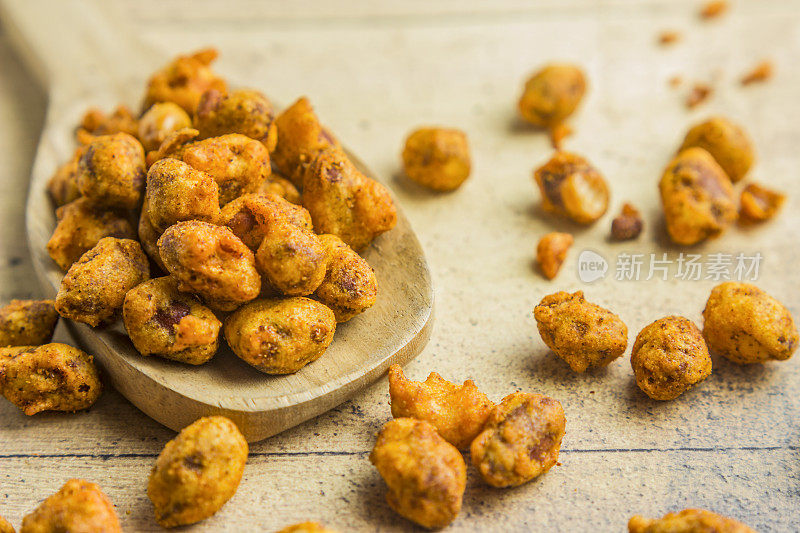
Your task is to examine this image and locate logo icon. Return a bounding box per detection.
[577,250,608,283]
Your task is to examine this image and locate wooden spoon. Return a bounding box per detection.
[0,0,433,441]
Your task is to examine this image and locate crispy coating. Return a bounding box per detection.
[78,132,146,209]
[138,197,166,271]
[370,418,466,530]
[303,147,397,251]
[631,316,712,400]
[219,192,312,251]
[47,146,85,207]
[20,479,120,533]
[76,105,138,145]
[679,117,754,183]
[142,48,227,115]
[739,183,785,222]
[255,227,328,296]
[0,300,58,347]
[145,158,220,232]
[46,197,136,271]
[534,291,628,373]
[138,102,193,152]
[388,364,493,449]
[276,523,338,533]
[148,416,248,528]
[401,128,471,191]
[702,282,798,364]
[534,151,609,224]
[470,391,565,488]
[660,147,736,245]
[260,173,301,204]
[123,277,221,365]
[314,234,377,322]
[0,344,102,415]
[536,232,573,280]
[157,221,260,312]
[194,89,278,151]
[55,238,150,327]
[272,97,340,186]
[0,515,12,533]
[518,64,586,128]
[611,203,644,240]
[146,127,200,167]
[224,297,335,374]
[629,508,756,533]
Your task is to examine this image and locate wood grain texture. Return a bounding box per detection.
[0,0,799,531]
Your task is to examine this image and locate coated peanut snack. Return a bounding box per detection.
[47,197,136,271]
[631,316,712,401]
[679,117,755,182]
[470,391,565,488]
[0,515,12,533]
[157,221,260,311]
[76,105,139,144]
[123,277,222,365]
[260,173,302,204]
[388,364,493,449]
[148,416,248,528]
[276,522,339,533]
[0,343,102,415]
[219,192,313,251]
[739,183,785,222]
[629,508,756,533]
[370,418,466,530]
[401,127,471,191]
[145,158,220,232]
[55,237,150,327]
[610,202,644,241]
[20,479,121,533]
[536,232,573,280]
[194,89,278,151]
[78,132,147,209]
[518,64,586,129]
[659,147,737,245]
[0,299,58,347]
[138,102,193,152]
[702,282,798,364]
[224,297,336,374]
[534,151,609,224]
[142,48,227,115]
[46,146,85,207]
[534,291,628,373]
[314,234,378,322]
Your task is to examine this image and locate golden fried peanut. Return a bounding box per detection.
[138,197,166,271]
[0,344,102,415]
[219,192,312,251]
[534,291,628,373]
[370,418,466,530]
[157,221,260,312]
[629,508,756,533]
[123,277,221,365]
[20,479,121,533]
[470,391,565,488]
[303,147,397,251]
[47,146,85,207]
[703,282,798,364]
[660,147,737,245]
[138,102,193,152]
[611,202,644,240]
[276,522,338,533]
[388,364,493,449]
[0,300,58,347]
[314,234,377,322]
[55,237,150,327]
[76,105,138,144]
[0,515,12,533]
[145,159,220,232]
[255,218,328,296]
[679,117,754,183]
[631,316,712,401]
[142,48,227,115]
[518,64,586,128]
[146,127,200,168]
[46,197,136,271]
[78,132,146,209]
[175,134,271,206]
[272,97,340,186]
[536,232,573,280]
[260,173,301,204]
[194,89,278,151]
[148,416,248,528]
[534,151,609,224]
[739,183,785,222]
[401,128,471,191]
[224,297,335,374]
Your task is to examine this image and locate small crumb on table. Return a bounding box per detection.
[700,0,728,20]
[741,60,773,85]
[686,83,712,108]
[658,30,681,46]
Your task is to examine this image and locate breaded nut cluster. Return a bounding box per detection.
[0,299,58,347]
[138,102,193,152]
[145,158,221,232]
[629,508,756,533]
[79,132,146,209]
[534,151,609,224]
[739,183,785,222]
[518,64,586,129]
[142,48,227,115]
[194,89,278,151]
[314,234,378,322]
[21,479,122,533]
[148,416,248,528]
[402,127,471,191]
[679,117,755,182]
[534,291,628,373]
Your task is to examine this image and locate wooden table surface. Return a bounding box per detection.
[1,1,799,531]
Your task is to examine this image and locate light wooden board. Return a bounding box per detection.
[1,0,799,531]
